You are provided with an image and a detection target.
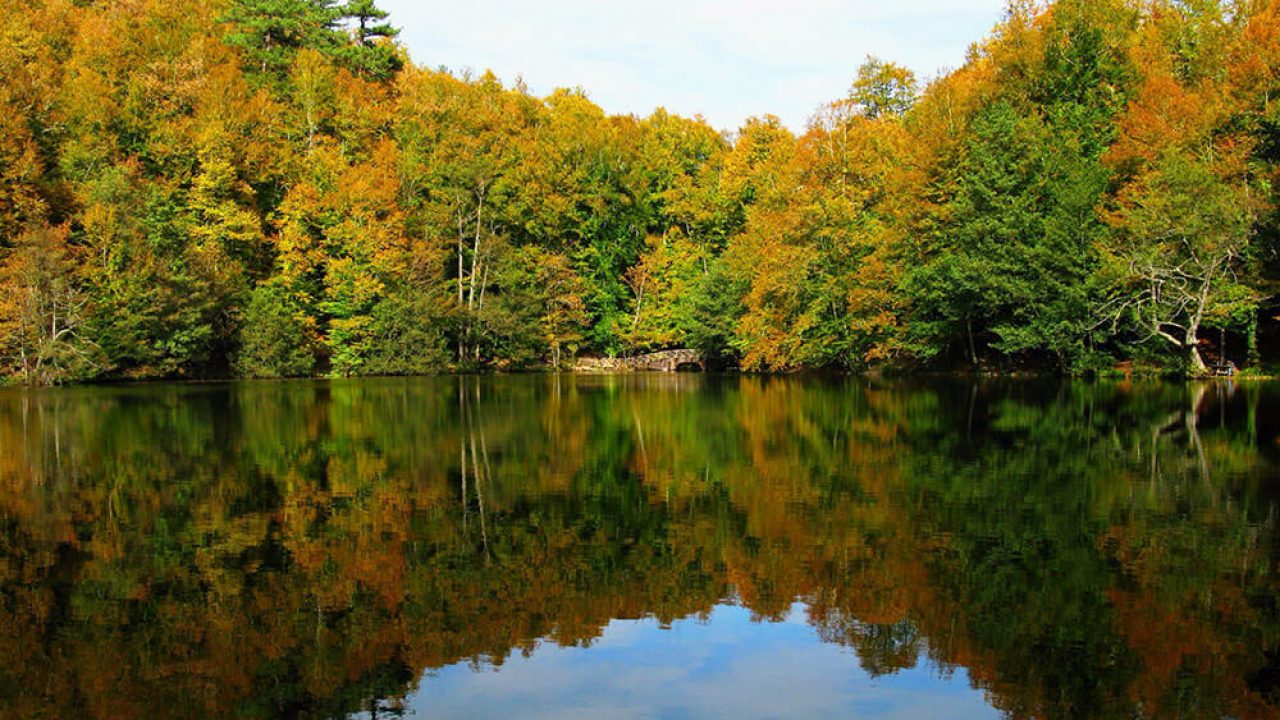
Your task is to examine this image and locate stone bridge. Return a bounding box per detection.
[574,349,706,373]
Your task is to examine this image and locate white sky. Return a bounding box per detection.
[379,0,1007,132]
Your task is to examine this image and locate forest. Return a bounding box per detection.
[2,0,1280,384]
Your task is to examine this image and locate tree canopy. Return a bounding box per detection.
[1,0,1279,384]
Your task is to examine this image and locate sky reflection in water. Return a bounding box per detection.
[1,375,1277,719]
[396,602,997,720]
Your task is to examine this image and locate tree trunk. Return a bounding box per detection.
[456,215,466,306]
[1187,267,1213,376]
[1187,339,1208,376]
[966,316,977,368]
[1248,313,1260,369]
[467,187,486,312]
[631,272,647,333]
[457,215,466,362]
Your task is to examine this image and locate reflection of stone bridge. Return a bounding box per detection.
[574,349,706,373]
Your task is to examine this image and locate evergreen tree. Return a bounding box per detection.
[235,282,316,378]
[338,0,402,80]
[221,0,344,81]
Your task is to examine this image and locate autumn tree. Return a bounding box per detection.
[0,224,99,384]
[1101,4,1265,374]
[847,56,917,119]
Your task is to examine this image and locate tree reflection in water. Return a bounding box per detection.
[0,376,1277,719]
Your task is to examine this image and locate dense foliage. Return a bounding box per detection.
[2,0,1280,383]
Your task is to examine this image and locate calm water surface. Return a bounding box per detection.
[1,375,1279,719]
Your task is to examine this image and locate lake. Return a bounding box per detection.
[1,375,1278,719]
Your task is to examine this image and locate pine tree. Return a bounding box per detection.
[221,0,343,81]
[343,0,395,46]
[338,0,402,80]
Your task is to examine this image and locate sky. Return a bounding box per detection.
[378,0,1008,133]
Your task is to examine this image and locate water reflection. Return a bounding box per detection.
[0,376,1277,719]
[383,603,999,720]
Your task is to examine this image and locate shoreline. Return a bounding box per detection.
[3,367,1275,391]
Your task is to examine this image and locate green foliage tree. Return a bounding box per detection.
[623,232,707,353]
[361,288,450,375]
[338,0,402,80]
[903,0,1137,371]
[905,103,1100,367]
[235,281,316,378]
[80,174,223,378]
[1103,152,1260,374]
[684,258,746,364]
[222,0,344,81]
